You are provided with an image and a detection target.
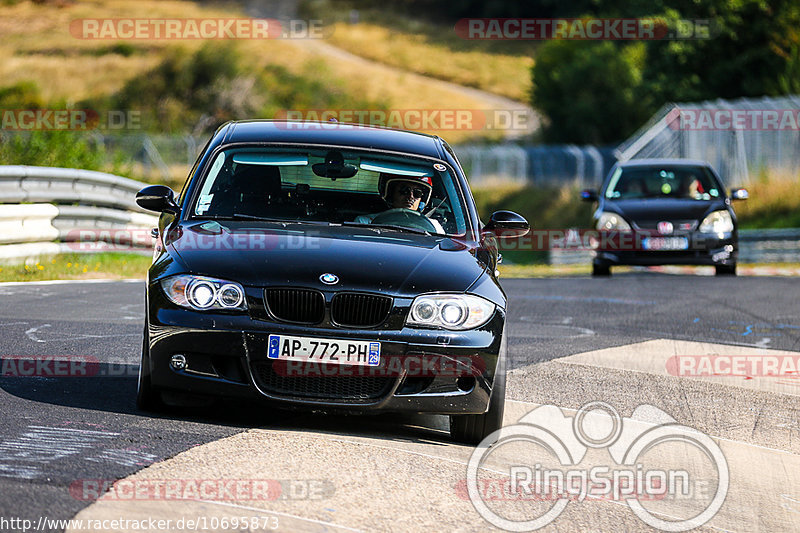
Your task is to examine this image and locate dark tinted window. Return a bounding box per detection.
[605,166,721,200]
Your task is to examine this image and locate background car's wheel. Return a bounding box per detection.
[136,326,163,411]
[715,264,737,276]
[450,351,506,445]
[592,262,611,276]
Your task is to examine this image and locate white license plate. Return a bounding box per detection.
[267,334,380,366]
[642,237,689,250]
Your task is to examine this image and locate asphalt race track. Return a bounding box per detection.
[0,273,798,532]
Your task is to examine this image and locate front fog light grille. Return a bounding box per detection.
[252,362,395,401]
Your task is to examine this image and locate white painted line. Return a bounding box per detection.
[25,324,49,343]
[504,398,799,456]
[0,278,142,287]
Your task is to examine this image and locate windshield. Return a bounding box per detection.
[189,146,468,236]
[605,165,722,201]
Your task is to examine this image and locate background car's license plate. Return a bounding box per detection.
[268,334,380,366]
[642,237,689,250]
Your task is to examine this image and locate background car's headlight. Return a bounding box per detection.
[160,275,247,311]
[406,294,495,330]
[698,210,733,234]
[597,212,631,231]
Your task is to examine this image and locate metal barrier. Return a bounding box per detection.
[617,95,800,185]
[0,166,159,263]
[455,144,617,186]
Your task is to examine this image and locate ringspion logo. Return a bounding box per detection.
[465,402,728,531]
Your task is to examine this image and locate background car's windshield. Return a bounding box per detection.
[605,166,722,200]
[191,147,468,236]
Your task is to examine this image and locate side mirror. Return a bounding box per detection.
[731,188,749,201]
[136,185,180,214]
[483,210,530,239]
[581,189,598,202]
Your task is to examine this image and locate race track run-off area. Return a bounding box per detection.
[0,274,797,532]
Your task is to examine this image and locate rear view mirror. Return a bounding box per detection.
[312,150,358,179]
[136,185,180,214]
[483,211,530,239]
[731,188,749,201]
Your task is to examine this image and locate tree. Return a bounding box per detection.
[531,40,651,144]
[641,0,800,102]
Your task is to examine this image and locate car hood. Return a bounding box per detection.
[608,198,725,223]
[165,221,487,296]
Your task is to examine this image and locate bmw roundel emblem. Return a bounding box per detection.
[320,273,339,285]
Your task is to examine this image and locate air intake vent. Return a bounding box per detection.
[252,362,395,401]
[264,288,325,324]
[331,292,392,327]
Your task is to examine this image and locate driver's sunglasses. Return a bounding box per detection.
[396,185,425,199]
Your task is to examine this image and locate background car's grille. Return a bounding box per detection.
[265,288,325,324]
[252,362,395,401]
[634,220,698,231]
[331,293,392,327]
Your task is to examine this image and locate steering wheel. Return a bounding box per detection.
[370,208,437,232]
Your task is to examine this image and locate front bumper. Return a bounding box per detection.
[593,231,737,267]
[145,289,505,416]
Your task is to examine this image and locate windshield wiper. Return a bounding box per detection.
[341,221,432,236]
[202,214,329,225]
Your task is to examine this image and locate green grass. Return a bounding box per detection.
[301,4,536,102]
[732,173,800,229]
[0,253,150,282]
[498,263,800,278]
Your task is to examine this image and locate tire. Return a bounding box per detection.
[136,326,163,411]
[715,264,737,276]
[592,262,611,276]
[450,350,506,446]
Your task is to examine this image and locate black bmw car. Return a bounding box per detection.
[581,159,748,276]
[134,120,529,444]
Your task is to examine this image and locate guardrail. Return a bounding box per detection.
[0,166,159,263]
[548,228,800,266]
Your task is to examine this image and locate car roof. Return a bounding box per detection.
[217,120,444,159]
[617,158,712,168]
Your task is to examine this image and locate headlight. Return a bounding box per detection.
[596,212,631,231]
[160,275,247,311]
[698,210,733,234]
[406,294,495,330]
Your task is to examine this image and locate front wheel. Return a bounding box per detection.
[715,264,737,276]
[450,353,506,445]
[136,326,163,411]
[592,262,611,276]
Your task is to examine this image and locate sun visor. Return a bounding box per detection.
[232,154,309,166]
[360,160,432,177]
